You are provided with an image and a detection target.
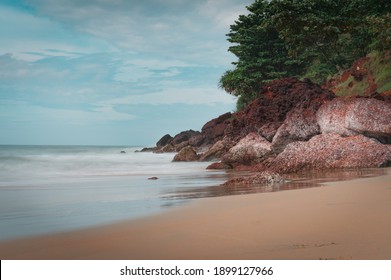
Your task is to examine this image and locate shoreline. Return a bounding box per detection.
[1,167,391,260]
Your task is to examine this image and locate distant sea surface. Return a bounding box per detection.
[0,145,228,241]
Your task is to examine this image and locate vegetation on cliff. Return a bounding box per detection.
[220,0,391,109]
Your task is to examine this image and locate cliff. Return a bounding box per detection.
[147,53,391,184]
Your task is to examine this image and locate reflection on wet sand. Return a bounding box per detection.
[162,168,387,201]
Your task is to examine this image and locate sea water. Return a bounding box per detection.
[0,145,228,241]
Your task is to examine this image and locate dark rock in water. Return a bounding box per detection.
[173,146,199,162]
[137,147,155,152]
[120,150,126,154]
[156,134,173,147]
[270,133,391,173]
[148,177,158,180]
[222,171,285,187]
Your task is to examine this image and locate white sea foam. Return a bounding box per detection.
[0,145,227,241]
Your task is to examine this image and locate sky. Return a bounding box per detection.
[0,0,253,146]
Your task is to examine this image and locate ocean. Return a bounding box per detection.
[0,145,228,241]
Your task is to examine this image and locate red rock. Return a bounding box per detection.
[317,97,391,143]
[201,112,232,145]
[270,133,391,173]
[225,78,334,142]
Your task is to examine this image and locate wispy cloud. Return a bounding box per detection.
[0,0,252,144]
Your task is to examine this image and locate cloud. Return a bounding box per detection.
[20,0,253,65]
[101,86,236,107]
[0,0,251,144]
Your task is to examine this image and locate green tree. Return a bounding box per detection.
[219,0,302,110]
[221,0,391,110]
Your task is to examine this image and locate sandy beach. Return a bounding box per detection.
[1,167,391,260]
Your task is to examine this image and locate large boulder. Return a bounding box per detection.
[270,133,391,173]
[172,146,199,162]
[271,106,320,154]
[222,133,271,167]
[199,139,231,161]
[317,97,391,143]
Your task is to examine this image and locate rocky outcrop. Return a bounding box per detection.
[225,78,335,141]
[317,98,391,143]
[172,146,199,162]
[270,133,391,173]
[222,133,271,167]
[149,57,391,186]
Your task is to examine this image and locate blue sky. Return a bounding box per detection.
[0,0,253,146]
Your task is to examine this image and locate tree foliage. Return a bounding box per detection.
[221,0,391,109]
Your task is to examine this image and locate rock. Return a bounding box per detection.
[148,177,158,180]
[174,141,190,152]
[173,146,199,162]
[317,97,391,143]
[154,144,175,153]
[206,162,231,170]
[222,171,285,187]
[120,150,126,154]
[201,112,232,145]
[272,106,320,154]
[222,133,271,167]
[137,147,155,152]
[188,134,204,147]
[225,78,335,142]
[171,130,200,146]
[270,133,391,173]
[199,139,231,161]
[156,134,173,147]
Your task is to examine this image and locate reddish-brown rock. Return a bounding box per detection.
[201,112,232,145]
[270,133,391,173]
[225,78,335,142]
[317,97,391,143]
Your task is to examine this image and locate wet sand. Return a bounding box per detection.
[1,167,391,260]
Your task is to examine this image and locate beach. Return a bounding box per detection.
[1,167,390,260]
